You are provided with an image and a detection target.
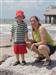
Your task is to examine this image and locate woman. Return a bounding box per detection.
[28,16,56,66]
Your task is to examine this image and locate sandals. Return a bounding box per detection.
[21,61,26,65]
[13,61,20,66]
[13,61,26,66]
[43,59,51,66]
[34,57,45,63]
[33,57,51,66]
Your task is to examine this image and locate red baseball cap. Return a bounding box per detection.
[15,10,25,19]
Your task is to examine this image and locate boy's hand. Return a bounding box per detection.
[26,41,32,48]
[10,38,12,42]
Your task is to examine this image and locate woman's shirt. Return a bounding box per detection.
[33,29,54,46]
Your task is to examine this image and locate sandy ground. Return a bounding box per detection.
[0,47,56,75]
[0,46,14,60]
[0,24,56,75]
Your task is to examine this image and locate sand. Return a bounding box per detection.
[0,24,56,75]
[0,47,56,75]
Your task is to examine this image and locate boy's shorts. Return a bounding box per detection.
[13,43,27,54]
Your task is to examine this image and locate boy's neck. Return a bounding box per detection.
[17,20,24,23]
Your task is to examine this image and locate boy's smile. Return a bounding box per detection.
[16,16,23,23]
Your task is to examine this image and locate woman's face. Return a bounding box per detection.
[30,17,38,29]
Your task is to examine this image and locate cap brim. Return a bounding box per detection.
[15,15,25,19]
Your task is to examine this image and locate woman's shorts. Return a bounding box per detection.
[13,43,27,54]
[35,44,56,56]
[47,44,56,56]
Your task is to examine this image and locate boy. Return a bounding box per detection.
[11,10,28,65]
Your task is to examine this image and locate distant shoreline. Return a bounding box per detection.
[0,45,12,48]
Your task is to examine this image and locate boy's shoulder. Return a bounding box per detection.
[13,21,17,25]
[12,21,17,27]
[22,20,27,24]
[12,20,27,26]
[22,20,27,25]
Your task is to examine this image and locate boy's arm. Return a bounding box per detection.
[10,24,15,41]
[25,32,28,42]
[24,23,33,45]
[24,23,29,42]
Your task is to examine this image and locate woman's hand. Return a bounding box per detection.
[31,43,38,50]
[31,43,38,46]
[34,43,38,46]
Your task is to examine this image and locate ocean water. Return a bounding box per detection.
[43,24,56,41]
[0,24,12,46]
[0,24,56,46]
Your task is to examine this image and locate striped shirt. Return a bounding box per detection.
[11,21,28,44]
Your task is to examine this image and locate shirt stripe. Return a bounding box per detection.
[11,21,28,43]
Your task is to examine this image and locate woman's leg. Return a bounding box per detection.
[31,44,44,57]
[38,45,50,60]
[38,45,51,65]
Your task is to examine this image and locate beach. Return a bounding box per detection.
[0,0,56,74]
[0,24,56,75]
[0,48,56,75]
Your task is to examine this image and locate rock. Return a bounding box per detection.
[0,68,13,75]
[0,68,23,75]
[50,71,56,75]
[2,54,12,61]
[0,51,56,75]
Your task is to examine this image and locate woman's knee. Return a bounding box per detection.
[38,45,50,54]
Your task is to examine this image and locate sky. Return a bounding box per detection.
[0,0,56,20]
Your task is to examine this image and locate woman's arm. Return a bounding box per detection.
[25,32,28,42]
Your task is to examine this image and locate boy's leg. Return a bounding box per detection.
[13,54,20,66]
[21,54,24,61]
[21,54,26,65]
[16,54,20,62]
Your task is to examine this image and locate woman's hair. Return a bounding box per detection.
[30,16,41,31]
[30,16,41,26]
